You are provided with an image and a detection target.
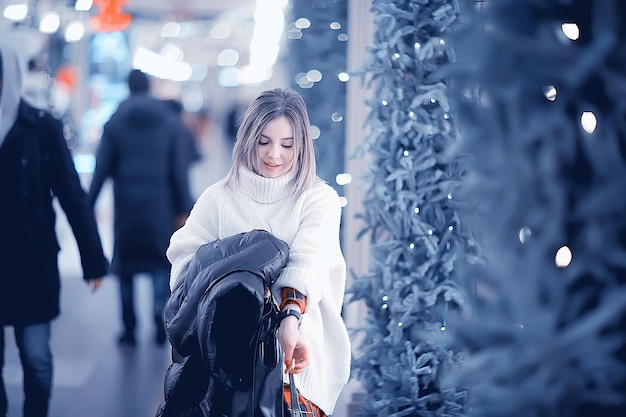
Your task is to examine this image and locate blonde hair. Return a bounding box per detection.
[226,88,317,195]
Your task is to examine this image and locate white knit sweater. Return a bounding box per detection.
[166,167,351,415]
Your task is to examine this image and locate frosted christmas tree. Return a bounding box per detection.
[349,1,479,416]
[443,1,626,416]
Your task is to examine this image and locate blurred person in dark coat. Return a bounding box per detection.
[88,69,192,346]
[0,42,109,417]
[163,98,202,174]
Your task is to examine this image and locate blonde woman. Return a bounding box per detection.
[166,88,350,416]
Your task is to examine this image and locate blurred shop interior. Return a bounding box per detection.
[1,0,358,200]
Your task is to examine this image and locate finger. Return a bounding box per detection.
[290,357,310,374]
[284,349,295,372]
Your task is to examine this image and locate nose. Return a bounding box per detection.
[267,144,281,159]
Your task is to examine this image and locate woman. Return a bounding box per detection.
[166,88,351,416]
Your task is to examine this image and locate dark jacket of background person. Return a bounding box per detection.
[88,88,192,276]
[0,100,109,325]
[164,98,202,171]
[156,230,288,417]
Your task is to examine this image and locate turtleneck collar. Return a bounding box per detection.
[232,166,297,204]
[0,42,23,149]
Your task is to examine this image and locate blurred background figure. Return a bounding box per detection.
[186,105,233,199]
[163,98,202,180]
[21,55,51,110]
[88,69,192,347]
[0,41,109,417]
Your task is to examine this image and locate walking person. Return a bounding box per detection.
[165,88,351,416]
[0,42,109,417]
[88,69,192,346]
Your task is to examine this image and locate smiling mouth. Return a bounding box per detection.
[264,163,281,168]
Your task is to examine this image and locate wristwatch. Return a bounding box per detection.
[278,308,302,327]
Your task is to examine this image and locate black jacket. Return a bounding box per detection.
[157,230,289,417]
[0,101,109,325]
[88,94,192,275]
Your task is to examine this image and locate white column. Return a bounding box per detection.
[335,1,374,416]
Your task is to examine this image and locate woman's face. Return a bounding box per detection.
[254,115,296,178]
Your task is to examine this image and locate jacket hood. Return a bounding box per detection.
[0,42,22,149]
[112,94,171,127]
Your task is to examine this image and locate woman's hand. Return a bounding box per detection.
[278,315,310,374]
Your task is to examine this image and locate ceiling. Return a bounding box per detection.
[0,0,275,79]
[122,0,255,21]
[0,0,260,56]
[1,0,288,111]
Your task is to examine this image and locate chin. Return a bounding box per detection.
[263,171,284,178]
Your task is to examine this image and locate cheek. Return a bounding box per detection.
[253,148,263,169]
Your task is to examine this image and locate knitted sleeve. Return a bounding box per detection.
[272,182,343,308]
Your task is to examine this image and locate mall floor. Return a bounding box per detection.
[3,271,171,417]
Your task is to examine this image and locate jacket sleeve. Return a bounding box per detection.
[88,124,115,207]
[168,118,193,216]
[44,115,109,280]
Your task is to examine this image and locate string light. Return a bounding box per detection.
[338,72,350,82]
[555,245,573,268]
[331,112,343,122]
[543,85,557,101]
[581,111,597,134]
[295,17,311,29]
[307,69,322,82]
[518,227,532,244]
[335,173,352,185]
[561,23,580,41]
[310,125,321,139]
